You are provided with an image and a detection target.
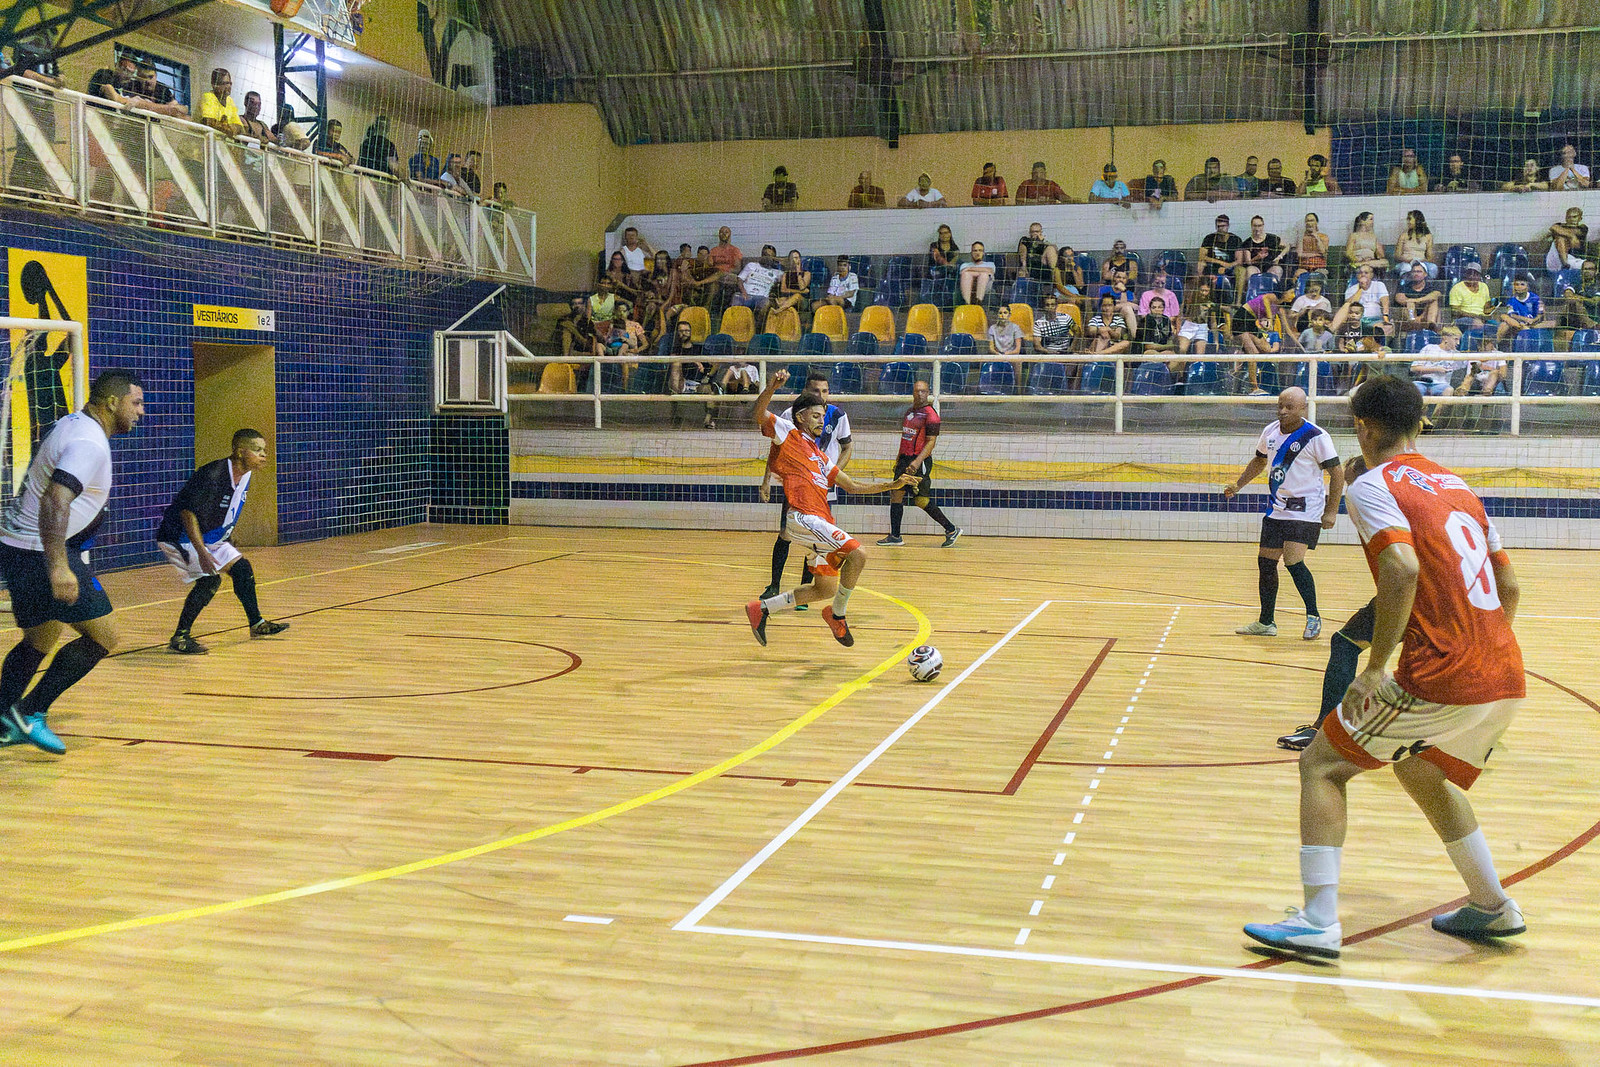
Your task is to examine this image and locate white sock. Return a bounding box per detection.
[1444,829,1508,910]
[1300,845,1341,927]
[761,591,797,613]
[832,586,854,617]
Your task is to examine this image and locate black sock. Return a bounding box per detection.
[0,640,48,710]
[16,636,108,718]
[231,558,263,625]
[800,562,814,585]
[1286,560,1319,618]
[1257,556,1279,625]
[175,574,222,635]
[1316,631,1364,727]
[922,503,955,533]
[890,502,904,537]
[769,536,791,590]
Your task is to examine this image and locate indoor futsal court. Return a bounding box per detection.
[2,525,1596,1063]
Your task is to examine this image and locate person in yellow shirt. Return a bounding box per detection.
[1447,265,1493,330]
[198,67,243,138]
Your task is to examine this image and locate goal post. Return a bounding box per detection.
[2,316,88,510]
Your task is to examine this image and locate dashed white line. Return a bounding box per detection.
[1029,900,1043,916]
[1015,928,1031,945]
[564,915,614,925]
[1041,875,1055,890]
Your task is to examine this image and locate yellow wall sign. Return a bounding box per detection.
[193,304,275,331]
[7,247,89,493]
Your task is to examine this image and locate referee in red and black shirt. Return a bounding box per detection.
[877,380,961,548]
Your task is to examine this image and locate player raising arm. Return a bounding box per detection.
[745,371,915,648]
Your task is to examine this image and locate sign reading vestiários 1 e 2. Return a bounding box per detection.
[193,304,275,331]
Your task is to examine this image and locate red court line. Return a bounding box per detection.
[1002,638,1116,795]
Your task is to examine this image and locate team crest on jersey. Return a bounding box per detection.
[1388,464,1469,496]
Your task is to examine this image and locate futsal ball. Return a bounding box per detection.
[908,645,943,682]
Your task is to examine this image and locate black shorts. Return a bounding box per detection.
[1341,599,1376,643]
[0,542,115,630]
[1259,515,1322,551]
[893,454,933,498]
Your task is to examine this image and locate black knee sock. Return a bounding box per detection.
[16,636,109,718]
[1286,560,1319,618]
[1257,556,1279,625]
[1316,631,1364,727]
[921,503,955,533]
[230,557,262,625]
[0,640,48,711]
[769,536,791,589]
[890,502,904,536]
[175,574,222,635]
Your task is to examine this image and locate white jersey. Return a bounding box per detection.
[1,411,113,552]
[1254,418,1339,522]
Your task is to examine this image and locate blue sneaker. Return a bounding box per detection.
[1243,908,1341,959]
[3,705,65,756]
[0,717,21,747]
[1432,898,1525,941]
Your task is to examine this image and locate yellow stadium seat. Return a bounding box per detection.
[1007,303,1035,341]
[1062,304,1084,334]
[859,304,897,345]
[680,305,711,343]
[812,303,848,343]
[539,362,577,394]
[951,303,988,339]
[905,303,943,344]
[719,305,755,344]
[767,306,802,343]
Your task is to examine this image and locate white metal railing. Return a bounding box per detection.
[0,78,535,284]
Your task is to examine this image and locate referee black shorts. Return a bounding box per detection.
[893,454,934,499]
[0,542,114,630]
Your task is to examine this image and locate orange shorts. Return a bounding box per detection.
[782,511,860,577]
[1325,675,1521,790]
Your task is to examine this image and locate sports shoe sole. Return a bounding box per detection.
[821,607,854,647]
[876,538,905,547]
[1277,727,1317,751]
[1431,903,1526,940]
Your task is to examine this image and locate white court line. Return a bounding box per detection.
[674,601,1055,931]
[564,914,615,925]
[685,925,1600,1010]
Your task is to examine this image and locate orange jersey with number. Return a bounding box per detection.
[1345,454,1524,705]
[761,411,839,522]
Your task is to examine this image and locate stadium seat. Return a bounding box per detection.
[1185,361,1224,395]
[538,362,577,394]
[748,332,784,357]
[1244,273,1278,301]
[941,333,977,357]
[906,303,943,344]
[1581,361,1600,396]
[950,304,988,339]
[938,359,969,395]
[1156,250,1188,279]
[1011,276,1039,306]
[802,256,828,300]
[766,305,802,343]
[812,304,848,343]
[785,361,810,382]
[872,279,907,309]
[1007,303,1036,340]
[1060,304,1085,335]
[798,333,833,357]
[895,333,929,356]
[1570,328,1600,353]
[1079,362,1116,394]
[879,361,915,394]
[847,332,879,357]
[1074,251,1100,285]
[599,362,627,393]
[1317,361,1346,396]
[1552,268,1584,298]
[701,333,735,358]
[1522,359,1565,396]
[627,362,665,394]
[1459,326,1494,353]
[978,361,1016,395]
[1443,244,1480,283]
[831,363,863,393]
[859,304,897,345]
[1129,361,1173,395]
[679,305,711,343]
[923,273,957,309]
[1491,243,1529,278]
[1512,328,1556,353]
[1400,330,1440,353]
[1027,362,1068,394]
[1210,273,1235,303]
[718,305,755,344]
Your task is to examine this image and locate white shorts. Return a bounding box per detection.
[1324,675,1521,790]
[782,511,860,577]
[1178,320,1207,342]
[159,540,242,583]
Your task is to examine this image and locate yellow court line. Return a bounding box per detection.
[0,579,932,955]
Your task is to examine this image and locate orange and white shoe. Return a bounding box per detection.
[745,600,769,646]
[821,606,854,647]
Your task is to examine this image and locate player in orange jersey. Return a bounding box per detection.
[1245,375,1527,960]
[744,371,916,648]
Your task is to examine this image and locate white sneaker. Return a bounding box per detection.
[1303,616,1322,640]
[1432,898,1526,940]
[1236,620,1277,636]
[1244,908,1342,959]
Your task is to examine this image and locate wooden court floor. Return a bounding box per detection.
[1,525,1597,1066]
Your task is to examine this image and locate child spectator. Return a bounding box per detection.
[1290,273,1333,332]
[1298,309,1336,354]
[1495,273,1554,345]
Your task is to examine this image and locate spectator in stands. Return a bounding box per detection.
[358,116,404,177]
[708,226,745,312]
[619,226,652,276]
[1299,308,1336,355]
[761,166,798,211]
[1033,293,1079,358]
[1260,158,1297,197]
[409,129,442,183]
[1439,153,1479,193]
[1447,263,1492,330]
[1018,222,1058,287]
[1135,295,1178,361]
[439,153,470,194]
[686,245,721,309]
[1238,301,1282,392]
[1053,245,1086,303]
[1087,293,1133,355]
[1546,206,1589,272]
[1302,154,1341,196]
[589,276,617,321]
[971,162,1008,206]
[460,150,483,195]
[317,120,354,164]
[124,61,187,117]
[817,255,860,310]
[1333,263,1392,338]
[1495,273,1554,345]
[899,173,947,208]
[236,91,275,144]
[1410,326,1464,428]
[558,296,596,362]
[1143,160,1178,207]
[1139,267,1180,320]
[958,242,996,306]
[1394,209,1436,276]
[1503,158,1547,193]
[1554,259,1600,330]
[1290,272,1333,332]
[199,68,244,138]
[491,181,513,209]
[1179,277,1221,355]
[1016,161,1071,205]
[0,30,62,196]
[847,170,886,209]
[0,34,61,89]
[605,251,642,307]
[928,224,962,277]
[1393,261,1442,330]
[734,245,783,328]
[607,302,647,360]
[1101,240,1139,287]
[641,249,678,337]
[1198,214,1243,281]
[273,106,310,151]
[1464,333,1507,397]
[987,304,1024,381]
[1385,147,1428,194]
[1234,155,1261,199]
[1185,157,1234,201]
[772,249,810,322]
[1549,144,1592,191]
[666,317,708,396]
[1239,215,1285,286]
[1102,275,1139,325]
[1344,211,1390,273]
[1291,212,1329,284]
[1089,164,1131,207]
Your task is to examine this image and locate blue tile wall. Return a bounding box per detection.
[431,414,509,524]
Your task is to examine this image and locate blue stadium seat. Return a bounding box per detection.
[978,361,1016,395]
[831,363,863,393]
[1210,273,1235,303]
[941,333,977,357]
[1317,361,1346,396]
[1581,361,1600,397]
[702,333,735,358]
[1129,361,1173,395]
[655,332,675,357]
[1011,276,1039,306]
[873,279,907,309]
[627,362,665,394]
[599,362,627,393]
[847,332,879,357]
[1458,326,1493,354]
[1027,362,1068,395]
[1208,328,1236,354]
[1400,330,1440,354]
[923,273,957,310]
[1522,360,1565,396]
[748,332,784,357]
[939,360,970,395]
[798,333,833,357]
[1074,251,1100,285]
[786,361,810,382]
[1079,362,1115,394]
[1443,244,1480,283]
[1244,273,1279,301]
[1156,250,1188,279]
[895,333,929,356]
[1491,243,1529,278]
[1185,361,1224,394]
[1511,328,1556,353]
[1570,328,1600,353]
[803,256,829,301]
[879,361,914,394]
[1552,268,1584,298]
[885,255,916,281]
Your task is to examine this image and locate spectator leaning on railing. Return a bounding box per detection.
[238,92,276,144]
[317,120,354,166]
[198,68,244,138]
[357,116,405,178]
[125,62,187,118]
